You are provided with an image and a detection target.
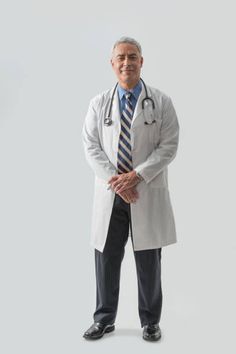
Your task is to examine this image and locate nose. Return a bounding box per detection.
[123,56,131,66]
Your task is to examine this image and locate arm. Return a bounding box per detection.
[134,96,179,184]
[82,98,117,181]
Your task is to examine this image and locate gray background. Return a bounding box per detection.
[1,0,236,353]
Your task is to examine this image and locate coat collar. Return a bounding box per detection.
[109,80,152,127]
[117,80,142,101]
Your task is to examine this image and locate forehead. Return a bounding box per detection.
[113,43,140,56]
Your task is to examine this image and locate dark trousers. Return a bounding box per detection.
[93,194,162,328]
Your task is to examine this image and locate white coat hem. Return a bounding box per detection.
[90,238,177,253]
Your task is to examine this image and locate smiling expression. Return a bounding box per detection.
[111,43,143,90]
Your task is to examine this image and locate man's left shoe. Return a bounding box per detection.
[143,324,162,341]
[83,322,115,340]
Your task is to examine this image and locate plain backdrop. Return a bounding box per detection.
[0,0,236,353]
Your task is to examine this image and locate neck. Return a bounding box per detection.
[118,78,140,91]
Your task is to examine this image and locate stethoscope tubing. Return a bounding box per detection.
[104,78,156,126]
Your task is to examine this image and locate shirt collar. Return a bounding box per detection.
[117,80,142,101]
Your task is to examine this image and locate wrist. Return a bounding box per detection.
[135,171,144,182]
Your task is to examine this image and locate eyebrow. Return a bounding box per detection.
[116,53,138,57]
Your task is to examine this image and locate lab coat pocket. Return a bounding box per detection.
[148,170,167,188]
[152,118,162,147]
[140,117,162,150]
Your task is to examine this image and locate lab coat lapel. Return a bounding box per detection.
[131,83,145,128]
[110,89,121,151]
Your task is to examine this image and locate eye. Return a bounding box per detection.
[117,56,124,61]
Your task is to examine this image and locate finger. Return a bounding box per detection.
[112,180,122,189]
[122,192,129,203]
[111,182,122,190]
[126,194,133,203]
[123,193,130,203]
[116,175,128,184]
[115,183,130,194]
[120,178,135,190]
[108,175,119,184]
[111,176,125,188]
[123,196,129,203]
[116,187,124,194]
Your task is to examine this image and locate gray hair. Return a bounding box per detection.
[111,36,142,57]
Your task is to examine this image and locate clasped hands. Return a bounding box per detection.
[107,170,141,204]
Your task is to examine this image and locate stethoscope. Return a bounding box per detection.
[104,78,156,126]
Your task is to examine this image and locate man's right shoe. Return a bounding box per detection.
[83,322,115,340]
[143,323,162,341]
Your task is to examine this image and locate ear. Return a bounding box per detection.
[110,58,114,68]
[140,56,144,67]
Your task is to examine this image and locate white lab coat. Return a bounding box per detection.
[82,81,179,252]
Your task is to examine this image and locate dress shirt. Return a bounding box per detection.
[117,80,142,114]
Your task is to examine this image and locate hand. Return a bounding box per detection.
[108,171,141,194]
[117,186,139,203]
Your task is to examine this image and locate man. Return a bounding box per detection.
[82,37,179,341]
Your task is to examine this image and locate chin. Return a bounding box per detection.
[122,74,134,81]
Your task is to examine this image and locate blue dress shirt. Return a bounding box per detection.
[117,80,142,115]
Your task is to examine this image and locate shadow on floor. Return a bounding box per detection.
[113,328,141,337]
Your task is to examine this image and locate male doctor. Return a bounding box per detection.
[82,37,179,341]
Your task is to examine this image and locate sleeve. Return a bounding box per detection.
[134,96,179,184]
[82,98,117,181]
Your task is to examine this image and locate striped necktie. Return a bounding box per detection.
[117,92,133,174]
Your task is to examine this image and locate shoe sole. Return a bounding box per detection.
[143,333,161,342]
[83,325,115,340]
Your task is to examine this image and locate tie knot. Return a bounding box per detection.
[125,92,132,100]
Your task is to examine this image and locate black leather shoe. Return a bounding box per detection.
[83,322,115,340]
[143,324,161,341]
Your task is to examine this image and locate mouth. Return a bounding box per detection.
[121,70,134,73]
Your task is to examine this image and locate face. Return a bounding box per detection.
[111,43,143,89]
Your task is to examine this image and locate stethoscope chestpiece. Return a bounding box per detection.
[104,117,112,126]
[144,120,156,125]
